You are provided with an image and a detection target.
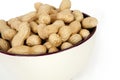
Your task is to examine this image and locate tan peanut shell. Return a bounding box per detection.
[59,0,71,11]
[8,46,30,55]
[69,34,82,44]
[12,22,31,47]
[37,24,47,39]
[59,26,72,42]
[0,38,10,51]
[38,14,51,24]
[57,9,74,23]
[0,20,16,40]
[26,35,41,46]
[49,34,62,47]
[21,11,37,22]
[30,21,38,33]
[8,45,47,55]
[52,20,65,29]
[31,45,47,54]
[34,2,43,11]
[69,21,81,34]
[8,18,22,31]
[61,42,73,50]
[44,42,53,49]
[80,29,90,39]
[49,47,59,53]
[72,10,84,22]
[82,17,98,28]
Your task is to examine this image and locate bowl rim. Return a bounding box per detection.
[0,13,97,57]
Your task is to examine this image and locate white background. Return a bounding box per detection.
[0,0,120,80]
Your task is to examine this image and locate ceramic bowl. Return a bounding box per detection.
[0,13,97,80]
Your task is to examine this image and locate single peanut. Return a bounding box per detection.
[8,18,22,31]
[38,4,51,15]
[38,14,51,24]
[37,24,47,39]
[34,2,43,12]
[8,45,47,55]
[69,34,82,44]
[26,35,41,46]
[30,21,38,33]
[57,9,74,23]
[49,33,62,47]
[52,20,65,29]
[82,17,98,29]
[72,10,84,22]
[61,42,73,50]
[69,21,81,34]
[59,0,71,11]
[44,42,53,49]
[21,11,37,22]
[12,22,31,47]
[59,26,72,42]
[31,45,47,55]
[80,29,90,39]
[8,46,30,55]
[0,38,10,51]
[48,47,59,53]
[0,20,16,40]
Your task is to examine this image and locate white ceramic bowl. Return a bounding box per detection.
[0,13,96,80]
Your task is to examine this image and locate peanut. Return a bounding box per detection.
[0,20,16,40]
[31,45,47,54]
[69,34,82,44]
[26,35,41,46]
[8,45,47,55]
[38,14,51,24]
[82,17,98,29]
[8,46,30,55]
[30,21,38,33]
[0,38,10,51]
[44,42,53,49]
[61,42,73,50]
[69,21,81,34]
[57,9,74,23]
[34,2,43,12]
[72,10,84,22]
[59,26,72,42]
[21,11,37,22]
[49,47,59,53]
[52,20,65,29]
[59,0,71,11]
[37,24,47,39]
[80,29,90,39]
[8,18,22,31]
[38,4,51,15]
[12,22,31,47]
[49,33,62,47]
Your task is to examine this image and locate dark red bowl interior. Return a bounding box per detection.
[0,13,97,57]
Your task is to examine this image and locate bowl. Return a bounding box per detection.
[0,13,96,80]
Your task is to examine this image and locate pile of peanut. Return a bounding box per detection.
[0,0,98,55]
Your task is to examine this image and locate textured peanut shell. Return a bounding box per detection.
[61,42,73,50]
[49,34,62,47]
[12,22,31,47]
[69,21,81,34]
[69,34,82,44]
[59,0,71,11]
[59,26,72,42]
[0,38,10,51]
